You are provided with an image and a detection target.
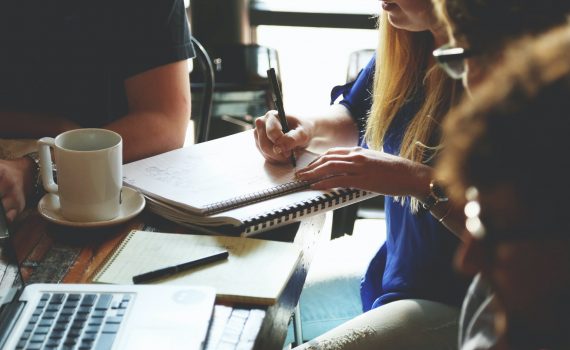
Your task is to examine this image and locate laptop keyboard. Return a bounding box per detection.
[205,305,266,350]
[16,292,132,350]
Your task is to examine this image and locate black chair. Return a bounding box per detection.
[345,49,375,82]
[190,36,215,144]
[331,48,383,239]
[195,44,280,141]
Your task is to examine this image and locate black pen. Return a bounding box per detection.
[267,68,297,167]
[132,250,229,284]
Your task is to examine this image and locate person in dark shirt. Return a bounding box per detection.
[437,24,570,350]
[0,0,195,222]
[433,0,570,349]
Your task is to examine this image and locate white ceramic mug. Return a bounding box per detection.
[38,128,123,222]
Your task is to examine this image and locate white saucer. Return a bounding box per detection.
[37,187,146,228]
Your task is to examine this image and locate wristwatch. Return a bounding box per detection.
[24,151,43,200]
[422,179,448,211]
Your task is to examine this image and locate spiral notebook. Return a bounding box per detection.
[91,230,302,305]
[123,130,378,236]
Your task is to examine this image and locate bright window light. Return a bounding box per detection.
[256,26,377,116]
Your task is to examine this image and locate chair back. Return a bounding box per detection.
[190,36,215,144]
[191,44,279,141]
[346,49,374,83]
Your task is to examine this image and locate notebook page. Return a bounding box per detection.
[123,130,318,215]
[93,230,301,305]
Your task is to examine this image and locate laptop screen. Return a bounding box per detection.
[0,202,220,350]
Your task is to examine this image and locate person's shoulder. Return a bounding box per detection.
[462,274,494,311]
[461,275,497,332]
[459,275,500,349]
[105,0,187,34]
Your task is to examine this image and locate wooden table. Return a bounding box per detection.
[6,207,327,350]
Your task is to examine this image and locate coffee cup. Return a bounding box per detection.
[38,128,123,222]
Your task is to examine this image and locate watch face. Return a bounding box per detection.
[431,182,449,201]
[423,180,449,210]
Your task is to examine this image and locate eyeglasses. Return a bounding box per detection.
[433,44,475,80]
[464,187,487,240]
[464,186,567,245]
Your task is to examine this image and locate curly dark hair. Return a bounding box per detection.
[435,0,570,53]
[437,25,570,223]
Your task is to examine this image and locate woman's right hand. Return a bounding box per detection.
[254,110,313,164]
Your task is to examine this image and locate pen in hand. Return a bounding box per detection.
[267,68,297,167]
[132,250,229,284]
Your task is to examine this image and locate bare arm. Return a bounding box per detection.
[0,59,190,163]
[0,59,190,221]
[296,147,467,239]
[305,104,360,153]
[254,104,359,164]
[107,59,190,163]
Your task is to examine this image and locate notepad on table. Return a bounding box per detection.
[123,130,378,236]
[91,230,302,305]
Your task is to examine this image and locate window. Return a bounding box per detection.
[256,25,377,115]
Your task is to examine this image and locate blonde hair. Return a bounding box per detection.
[365,14,459,211]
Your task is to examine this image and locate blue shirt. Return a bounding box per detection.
[332,57,468,311]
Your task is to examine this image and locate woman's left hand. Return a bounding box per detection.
[295,147,431,198]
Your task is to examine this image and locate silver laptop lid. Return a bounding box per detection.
[0,202,217,350]
[0,199,25,304]
[0,200,27,348]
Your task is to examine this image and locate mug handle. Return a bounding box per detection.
[37,137,58,194]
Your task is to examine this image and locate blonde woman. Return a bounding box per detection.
[255,1,467,348]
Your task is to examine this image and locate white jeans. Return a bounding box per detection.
[294,299,460,350]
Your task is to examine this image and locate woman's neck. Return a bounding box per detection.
[430,22,449,48]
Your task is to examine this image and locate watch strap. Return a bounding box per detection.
[422,180,448,211]
[24,151,43,200]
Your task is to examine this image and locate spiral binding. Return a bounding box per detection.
[91,230,136,282]
[242,188,369,235]
[204,180,310,216]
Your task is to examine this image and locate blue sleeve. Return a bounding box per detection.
[330,56,375,138]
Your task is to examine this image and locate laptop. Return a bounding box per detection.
[0,202,216,350]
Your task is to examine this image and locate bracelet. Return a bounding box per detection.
[24,151,43,201]
[422,179,449,211]
[437,202,453,223]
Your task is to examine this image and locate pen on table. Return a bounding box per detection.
[132,250,229,284]
[267,67,297,167]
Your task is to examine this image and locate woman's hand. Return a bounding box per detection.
[254,110,313,164]
[0,157,34,222]
[295,147,431,198]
